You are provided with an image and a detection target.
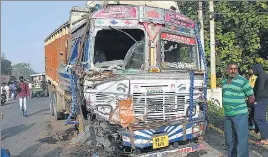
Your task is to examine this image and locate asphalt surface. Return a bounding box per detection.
[1,97,72,157]
[1,97,267,157]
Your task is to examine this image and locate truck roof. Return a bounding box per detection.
[104,1,179,10]
[44,21,69,42]
[44,1,181,43]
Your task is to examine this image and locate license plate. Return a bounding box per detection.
[146,87,163,93]
[152,135,169,149]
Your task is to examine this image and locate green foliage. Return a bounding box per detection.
[207,100,225,130]
[12,63,36,81]
[1,53,12,75]
[267,106,268,121]
[178,1,268,87]
[207,101,268,129]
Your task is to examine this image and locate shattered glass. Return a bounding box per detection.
[123,39,145,70]
[160,39,198,69]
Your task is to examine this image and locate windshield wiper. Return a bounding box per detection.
[109,26,137,43]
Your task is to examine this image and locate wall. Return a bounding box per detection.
[207,88,222,108]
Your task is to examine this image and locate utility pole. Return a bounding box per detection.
[198,1,205,70]
[209,0,216,89]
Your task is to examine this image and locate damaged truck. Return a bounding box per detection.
[44,1,209,156]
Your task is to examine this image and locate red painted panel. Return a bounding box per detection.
[44,34,70,83]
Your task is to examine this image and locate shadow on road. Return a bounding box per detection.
[1,123,36,141]
[38,136,58,144]
[13,143,42,157]
[44,147,63,157]
[1,100,18,106]
[27,108,50,117]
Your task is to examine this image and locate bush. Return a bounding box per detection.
[207,100,225,130]
[208,101,268,128]
[266,106,268,121]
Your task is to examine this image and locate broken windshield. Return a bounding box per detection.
[159,32,198,69]
[123,38,145,70]
[93,29,145,70]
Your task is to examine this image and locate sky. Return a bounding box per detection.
[1,1,86,73]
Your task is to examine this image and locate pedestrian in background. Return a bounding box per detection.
[247,65,257,131]
[1,84,4,95]
[251,63,268,145]
[9,82,16,100]
[222,62,255,157]
[4,83,10,102]
[17,76,31,117]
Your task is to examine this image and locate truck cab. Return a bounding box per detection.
[45,1,208,156]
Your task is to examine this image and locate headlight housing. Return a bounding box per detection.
[192,122,205,134]
[186,105,196,117]
[96,105,112,115]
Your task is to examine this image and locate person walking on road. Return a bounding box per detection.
[251,63,268,145]
[247,65,257,130]
[222,62,255,157]
[17,76,31,117]
[9,82,16,100]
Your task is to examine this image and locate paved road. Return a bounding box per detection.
[1,97,71,157]
[1,97,267,157]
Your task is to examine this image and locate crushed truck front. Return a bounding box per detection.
[67,2,208,156]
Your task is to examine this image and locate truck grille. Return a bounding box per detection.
[133,92,186,123]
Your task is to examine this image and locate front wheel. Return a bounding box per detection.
[50,91,64,120]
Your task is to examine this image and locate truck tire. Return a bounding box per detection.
[50,91,64,120]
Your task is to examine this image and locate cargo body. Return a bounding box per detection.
[45,22,70,86]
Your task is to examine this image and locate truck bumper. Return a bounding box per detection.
[121,120,207,149]
[136,142,206,157]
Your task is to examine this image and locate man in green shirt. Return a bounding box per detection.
[222,62,255,157]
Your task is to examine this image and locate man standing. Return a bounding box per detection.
[248,65,257,87]
[17,76,30,117]
[247,65,257,130]
[252,63,268,145]
[222,62,255,157]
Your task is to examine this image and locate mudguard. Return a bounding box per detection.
[1,148,11,157]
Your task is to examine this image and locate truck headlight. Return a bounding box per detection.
[186,106,196,117]
[96,105,112,115]
[192,122,205,134]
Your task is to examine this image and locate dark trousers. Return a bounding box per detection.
[224,114,249,157]
[248,105,255,126]
[254,100,268,140]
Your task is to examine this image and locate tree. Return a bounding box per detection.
[1,53,12,75]
[177,1,268,86]
[12,62,36,81]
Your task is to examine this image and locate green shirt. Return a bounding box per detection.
[222,75,254,116]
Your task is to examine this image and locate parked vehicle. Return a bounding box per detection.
[30,73,49,98]
[44,1,208,156]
